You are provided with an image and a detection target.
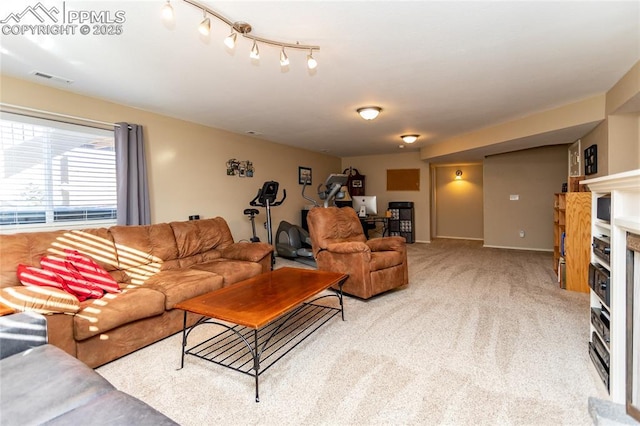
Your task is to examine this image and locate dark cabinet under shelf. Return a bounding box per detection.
[388,201,414,243]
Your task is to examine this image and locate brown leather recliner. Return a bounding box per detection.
[306,207,408,299]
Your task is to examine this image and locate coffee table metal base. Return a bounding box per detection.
[179,291,344,402]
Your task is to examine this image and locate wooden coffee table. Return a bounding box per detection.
[175,267,348,402]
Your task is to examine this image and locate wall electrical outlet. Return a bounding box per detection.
[510,194,519,201]
[519,230,525,238]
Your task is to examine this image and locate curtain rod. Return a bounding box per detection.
[0,103,122,129]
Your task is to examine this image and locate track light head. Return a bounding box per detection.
[224,31,237,48]
[307,50,318,70]
[161,0,174,21]
[280,47,289,66]
[250,40,260,59]
[198,14,211,36]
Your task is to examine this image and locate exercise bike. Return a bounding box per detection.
[249,181,286,267]
[243,208,260,243]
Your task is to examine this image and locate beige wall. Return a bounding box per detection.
[608,114,640,174]
[0,75,341,241]
[483,145,568,250]
[340,152,430,242]
[432,164,483,240]
[420,95,605,161]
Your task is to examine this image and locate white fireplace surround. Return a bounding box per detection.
[582,169,640,415]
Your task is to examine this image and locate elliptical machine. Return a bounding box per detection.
[275,174,349,266]
[302,173,349,208]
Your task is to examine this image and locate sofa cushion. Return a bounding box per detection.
[144,269,224,309]
[170,218,235,258]
[0,344,115,425]
[0,231,68,288]
[190,259,262,286]
[109,223,178,269]
[0,285,80,314]
[64,249,120,294]
[74,288,165,341]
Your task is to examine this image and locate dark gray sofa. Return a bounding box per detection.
[0,312,177,425]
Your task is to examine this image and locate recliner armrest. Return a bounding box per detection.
[325,241,370,254]
[366,236,406,252]
[0,312,48,359]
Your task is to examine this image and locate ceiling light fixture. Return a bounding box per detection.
[167,0,320,69]
[161,0,174,21]
[357,107,382,120]
[198,10,210,36]
[401,134,419,143]
[280,47,289,66]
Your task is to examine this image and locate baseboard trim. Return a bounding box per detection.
[483,244,553,252]
[435,236,483,241]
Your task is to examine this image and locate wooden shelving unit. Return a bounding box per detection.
[553,192,591,292]
[553,193,566,276]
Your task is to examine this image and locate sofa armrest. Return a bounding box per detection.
[221,241,274,263]
[365,236,406,252]
[325,241,370,254]
[0,312,48,359]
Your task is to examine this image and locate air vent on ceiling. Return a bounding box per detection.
[30,71,73,84]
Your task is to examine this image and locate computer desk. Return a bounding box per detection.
[359,215,389,239]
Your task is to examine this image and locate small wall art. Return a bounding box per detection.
[299,167,312,185]
[226,159,254,177]
[584,145,598,175]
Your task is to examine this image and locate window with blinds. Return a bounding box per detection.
[0,112,117,233]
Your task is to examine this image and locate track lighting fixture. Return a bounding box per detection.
[162,0,174,21]
[250,40,260,59]
[280,47,289,67]
[198,10,210,36]
[401,134,419,143]
[166,0,320,70]
[357,107,382,121]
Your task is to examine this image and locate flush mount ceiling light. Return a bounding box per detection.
[400,134,419,144]
[357,106,382,120]
[163,0,320,70]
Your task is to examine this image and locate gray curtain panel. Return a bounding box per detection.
[115,123,151,225]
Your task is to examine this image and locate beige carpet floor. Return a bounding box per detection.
[97,239,608,425]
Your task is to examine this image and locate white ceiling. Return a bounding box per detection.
[1,1,638,160]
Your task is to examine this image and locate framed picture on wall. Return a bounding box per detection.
[299,167,312,185]
[584,144,598,175]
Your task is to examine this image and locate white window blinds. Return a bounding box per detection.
[0,112,117,233]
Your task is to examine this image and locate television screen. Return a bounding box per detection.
[352,196,377,216]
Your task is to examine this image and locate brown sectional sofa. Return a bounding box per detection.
[0,217,273,368]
